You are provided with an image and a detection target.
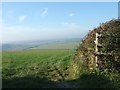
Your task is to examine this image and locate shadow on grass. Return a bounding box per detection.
[3,75,57,88]
[2,73,117,89]
[66,73,116,89]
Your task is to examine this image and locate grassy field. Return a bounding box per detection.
[2,49,120,88]
[30,42,79,50]
[2,49,76,88]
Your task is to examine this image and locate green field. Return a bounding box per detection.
[30,42,79,50]
[2,49,120,88]
[2,49,76,88]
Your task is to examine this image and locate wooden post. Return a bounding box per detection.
[94,33,102,68]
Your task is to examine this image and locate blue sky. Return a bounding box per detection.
[2,2,118,43]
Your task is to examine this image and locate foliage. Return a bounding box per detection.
[75,19,120,72]
[72,19,120,89]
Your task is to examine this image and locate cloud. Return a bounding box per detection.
[69,13,75,17]
[2,22,88,43]
[41,8,48,16]
[2,26,37,43]
[62,22,79,28]
[18,15,27,22]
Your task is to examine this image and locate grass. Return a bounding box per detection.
[3,50,74,68]
[2,49,75,88]
[2,49,120,88]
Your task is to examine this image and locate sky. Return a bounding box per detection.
[2,2,118,43]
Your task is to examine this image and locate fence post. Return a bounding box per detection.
[94,33,102,69]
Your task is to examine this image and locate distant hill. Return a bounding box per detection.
[2,38,81,51]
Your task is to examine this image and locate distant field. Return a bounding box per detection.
[2,38,81,51]
[2,49,75,88]
[30,42,79,50]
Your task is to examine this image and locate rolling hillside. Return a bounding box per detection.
[2,38,81,51]
[2,19,120,89]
